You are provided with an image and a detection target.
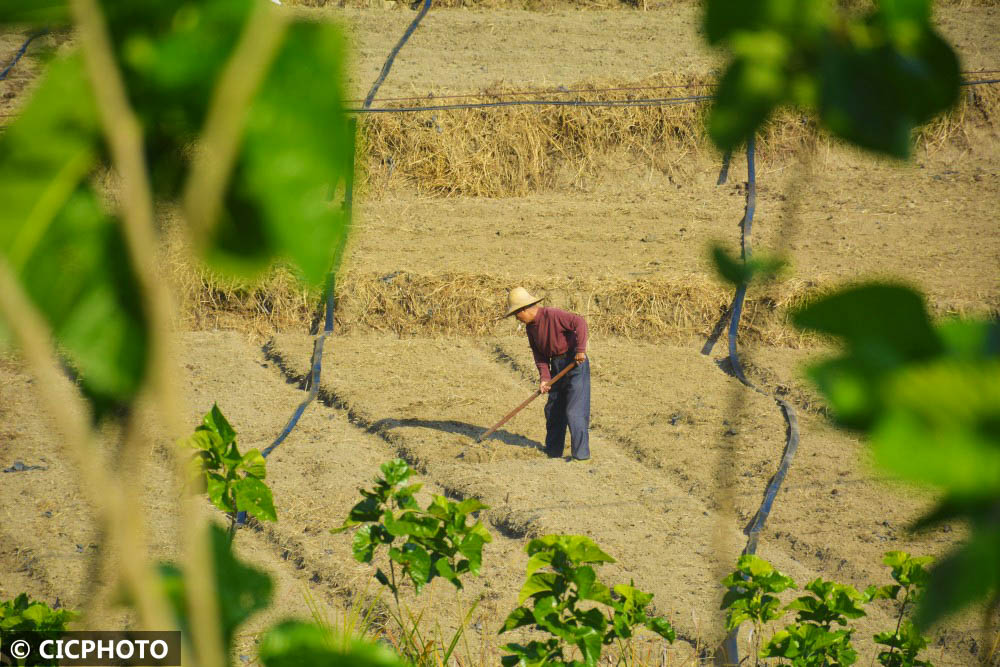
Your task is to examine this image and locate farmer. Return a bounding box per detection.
[504,287,591,461]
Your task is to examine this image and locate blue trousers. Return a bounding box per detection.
[544,356,591,460]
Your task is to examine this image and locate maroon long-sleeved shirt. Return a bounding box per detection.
[526,307,588,382]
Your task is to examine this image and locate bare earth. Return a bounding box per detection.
[2,4,999,666]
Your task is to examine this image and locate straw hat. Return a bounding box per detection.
[504,287,543,318]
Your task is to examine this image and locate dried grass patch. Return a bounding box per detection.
[358,76,1000,197]
[165,237,829,348]
[167,227,1000,346]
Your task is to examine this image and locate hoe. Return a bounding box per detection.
[476,360,578,443]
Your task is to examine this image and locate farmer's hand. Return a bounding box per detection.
[539,380,551,394]
[574,352,586,364]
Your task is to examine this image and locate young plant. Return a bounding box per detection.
[179,403,276,530]
[762,577,870,667]
[334,459,492,599]
[333,459,492,664]
[869,551,935,667]
[0,595,78,666]
[721,554,797,664]
[0,594,77,633]
[499,534,675,667]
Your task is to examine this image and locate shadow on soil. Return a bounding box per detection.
[369,418,542,450]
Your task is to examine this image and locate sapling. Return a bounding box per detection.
[869,551,935,667]
[333,459,492,664]
[179,403,277,534]
[721,554,797,666]
[499,534,675,667]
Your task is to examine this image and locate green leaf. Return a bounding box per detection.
[259,620,409,667]
[158,524,271,656]
[818,41,915,158]
[238,449,267,479]
[395,483,423,500]
[879,0,931,25]
[210,526,272,649]
[500,607,535,634]
[518,573,560,605]
[434,557,457,583]
[937,319,1000,360]
[571,566,598,600]
[389,543,432,592]
[703,0,767,45]
[205,472,233,513]
[0,55,149,417]
[378,459,412,488]
[915,527,1000,629]
[0,1,69,24]
[865,584,901,601]
[501,640,561,667]
[818,18,960,158]
[383,511,440,539]
[351,525,377,564]
[612,583,653,612]
[707,58,780,152]
[526,535,615,566]
[524,551,554,577]
[912,496,997,533]
[210,21,354,286]
[646,616,676,642]
[203,403,237,446]
[710,244,787,287]
[458,532,487,576]
[581,580,613,606]
[574,625,603,667]
[793,284,940,361]
[105,0,254,198]
[21,604,51,626]
[343,495,383,525]
[456,498,489,515]
[871,360,1000,496]
[531,595,571,642]
[182,429,218,455]
[233,475,277,523]
[792,283,942,428]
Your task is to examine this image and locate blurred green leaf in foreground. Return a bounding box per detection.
[0,0,354,417]
[703,0,961,157]
[792,283,1000,628]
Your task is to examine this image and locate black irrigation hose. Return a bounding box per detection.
[716,149,733,186]
[351,72,996,107]
[705,137,801,665]
[237,4,431,526]
[0,29,48,81]
[348,93,715,113]
[346,78,997,115]
[363,0,432,109]
[726,136,756,387]
[262,3,428,459]
[350,80,718,105]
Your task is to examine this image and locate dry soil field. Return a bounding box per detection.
[1,2,999,666]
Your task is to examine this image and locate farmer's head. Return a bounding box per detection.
[504,287,543,324]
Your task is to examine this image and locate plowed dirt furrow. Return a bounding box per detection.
[269,331,987,663]
[266,332,955,659]
[486,335,979,660]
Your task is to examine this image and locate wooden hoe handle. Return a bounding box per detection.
[476,360,578,443]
